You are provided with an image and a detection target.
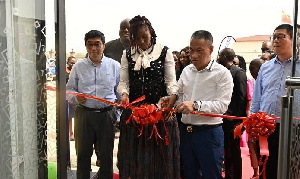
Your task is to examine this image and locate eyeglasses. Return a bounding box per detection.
[270,34,289,41]
[87,43,102,49]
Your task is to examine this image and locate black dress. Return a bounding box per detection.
[117,46,180,179]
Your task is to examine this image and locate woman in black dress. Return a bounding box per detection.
[117,15,180,179]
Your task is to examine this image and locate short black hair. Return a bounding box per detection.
[191,30,213,46]
[274,24,293,38]
[249,58,264,71]
[84,30,105,45]
[220,48,235,62]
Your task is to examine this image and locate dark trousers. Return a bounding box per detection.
[258,124,280,179]
[223,120,242,179]
[75,106,115,179]
[180,125,224,179]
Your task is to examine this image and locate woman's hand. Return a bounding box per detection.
[158,94,177,108]
[158,94,177,121]
[166,94,177,108]
[117,93,129,109]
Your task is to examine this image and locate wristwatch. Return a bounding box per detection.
[193,101,202,111]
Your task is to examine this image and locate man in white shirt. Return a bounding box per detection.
[175,30,233,179]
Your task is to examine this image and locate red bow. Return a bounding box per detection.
[126,104,170,145]
[234,111,277,179]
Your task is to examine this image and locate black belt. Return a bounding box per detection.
[78,104,113,113]
[184,123,222,133]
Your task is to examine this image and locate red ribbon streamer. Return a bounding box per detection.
[46,85,299,121]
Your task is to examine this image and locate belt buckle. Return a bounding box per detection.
[187,126,193,133]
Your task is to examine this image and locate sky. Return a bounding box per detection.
[60,0,295,57]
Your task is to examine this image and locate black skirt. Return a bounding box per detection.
[117,109,180,179]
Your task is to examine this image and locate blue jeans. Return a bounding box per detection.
[180,125,224,179]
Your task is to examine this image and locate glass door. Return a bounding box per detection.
[0,0,68,178]
[0,0,48,178]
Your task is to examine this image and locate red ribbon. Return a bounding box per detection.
[47,85,120,106]
[46,86,299,174]
[46,86,168,144]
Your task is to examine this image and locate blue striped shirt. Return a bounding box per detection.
[250,56,300,121]
[66,56,120,108]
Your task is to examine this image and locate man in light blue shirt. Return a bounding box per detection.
[250,24,298,179]
[67,30,120,179]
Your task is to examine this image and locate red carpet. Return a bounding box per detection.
[113,147,253,179]
[241,147,254,179]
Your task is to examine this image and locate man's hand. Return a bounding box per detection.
[175,101,194,114]
[76,95,87,104]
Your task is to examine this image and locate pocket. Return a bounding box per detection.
[100,71,116,93]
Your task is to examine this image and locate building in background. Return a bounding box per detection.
[232,35,271,64]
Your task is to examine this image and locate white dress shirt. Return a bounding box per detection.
[117,44,178,96]
[177,60,233,125]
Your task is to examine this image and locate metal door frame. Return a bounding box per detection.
[55,0,67,178]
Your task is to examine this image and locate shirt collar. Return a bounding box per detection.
[86,55,106,66]
[189,59,215,72]
[137,44,154,55]
[274,56,292,65]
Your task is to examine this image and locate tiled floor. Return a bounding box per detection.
[69,133,120,175]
